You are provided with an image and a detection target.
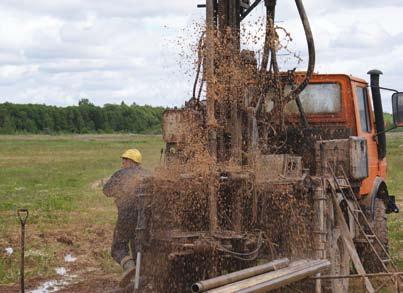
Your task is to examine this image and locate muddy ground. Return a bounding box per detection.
[0,275,118,293]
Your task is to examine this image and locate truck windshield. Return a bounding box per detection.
[285,83,342,114]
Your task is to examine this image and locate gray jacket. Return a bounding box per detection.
[103,166,146,206]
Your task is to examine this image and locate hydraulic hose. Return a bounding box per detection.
[193,32,206,101]
[283,0,315,104]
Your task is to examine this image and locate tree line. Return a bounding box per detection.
[383,113,403,132]
[0,99,165,134]
[0,100,398,135]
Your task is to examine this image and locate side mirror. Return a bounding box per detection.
[392,93,403,127]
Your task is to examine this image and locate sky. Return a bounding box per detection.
[0,1,402,112]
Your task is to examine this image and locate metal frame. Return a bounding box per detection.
[240,0,263,20]
[199,0,263,22]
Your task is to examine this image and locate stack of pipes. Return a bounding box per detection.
[192,258,331,293]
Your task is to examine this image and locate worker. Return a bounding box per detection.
[103,149,145,288]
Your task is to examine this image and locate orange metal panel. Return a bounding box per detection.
[350,81,386,195]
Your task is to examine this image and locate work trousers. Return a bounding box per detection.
[111,199,138,264]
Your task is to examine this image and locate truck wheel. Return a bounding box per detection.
[323,199,350,293]
[329,229,350,292]
[361,198,388,273]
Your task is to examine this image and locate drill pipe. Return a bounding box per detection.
[207,259,331,293]
[192,258,289,292]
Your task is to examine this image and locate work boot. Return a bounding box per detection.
[109,282,134,293]
[119,256,136,288]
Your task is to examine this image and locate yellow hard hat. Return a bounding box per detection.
[121,149,142,164]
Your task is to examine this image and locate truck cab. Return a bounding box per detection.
[286,71,402,213]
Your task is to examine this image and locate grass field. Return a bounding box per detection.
[385,133,403,270]
[0,133,401,289]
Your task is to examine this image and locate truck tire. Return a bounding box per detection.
[330,229,350,293]
[323,198,350,293]
[373,199,389,250]
[361,198,389,273]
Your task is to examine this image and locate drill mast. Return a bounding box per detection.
[201,0,315,164]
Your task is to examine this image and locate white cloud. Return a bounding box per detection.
[0,1,401,112]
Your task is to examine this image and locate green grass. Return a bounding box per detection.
[385,133,403,269]
[0,133,401,286]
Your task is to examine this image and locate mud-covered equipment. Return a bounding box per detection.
[130,0,402,292]
[121,149,142,164]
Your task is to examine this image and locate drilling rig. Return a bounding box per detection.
[132,1,403,292]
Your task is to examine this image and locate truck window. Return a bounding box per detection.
[356,87,371,132]
[285,83,341,114]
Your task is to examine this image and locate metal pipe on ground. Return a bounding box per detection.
[207,259,331,293]
[192,258,289,292]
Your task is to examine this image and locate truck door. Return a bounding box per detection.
[354,84,377,195]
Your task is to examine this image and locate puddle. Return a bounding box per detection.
[26,250,47,257]
[64,253,77,263]
[5,247,13,256]
[29,255,79,292]
[29,272,79,293]
[55,267,67,276]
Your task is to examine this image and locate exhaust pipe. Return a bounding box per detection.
[368,69,386,160]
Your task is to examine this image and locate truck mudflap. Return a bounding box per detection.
[365,177,399,220]
[386,195,400,214]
